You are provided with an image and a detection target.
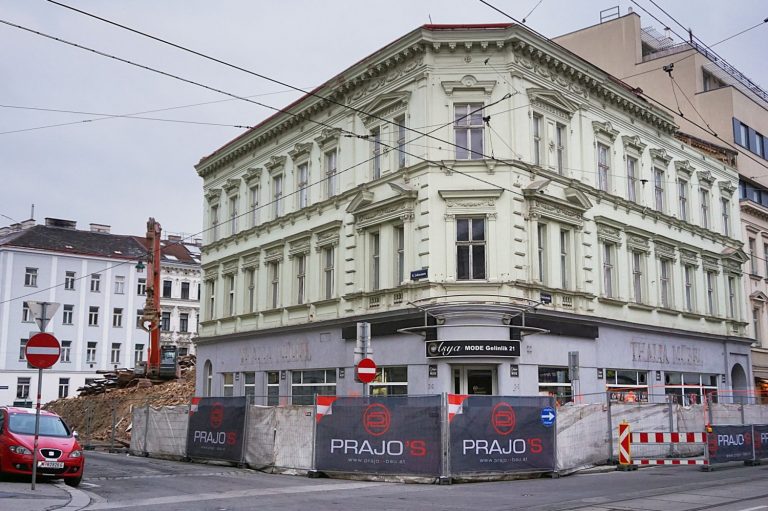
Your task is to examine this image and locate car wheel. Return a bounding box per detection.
[64,475,82,487]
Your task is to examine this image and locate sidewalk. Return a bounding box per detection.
[0,479,87,511]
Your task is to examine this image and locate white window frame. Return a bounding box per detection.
[110,343,121,365]
[395,114,407,169]
[113,308,123,328]
[114,275,125,294]
[137,278,146,296]
[227,275,235,316]
[297,162,309,208]
[210,204,219,242]
[86,342,97,364]
[88,306,99,326]
[632,251,644,303]
[273,174,283,218]
[700,188,710,229]
[324,150,338,198]
[60,341,71,363]
[627,156,638,202]
[64,271,75,290]
[749,237,758,274]
[323,246,335,300]
[653,168,665,212]
[721,198,731,236]
[456,217,486,280]
[706,270,717,315]
[134,343,145,364]
[533,113,543,166]
[229,195,239,235]
[90,273,101,292]
[371,127,382,179]
[454,103,484,160]
[678,178,688,221]
[727,275,737,318]
[395,225,405,287]
[250,185,260,227]
[296,254,306,305]
[683,264,694,312]
[602,242,616,298]
[597,143,610,192]
[370,232,380,291]
[659,258,672,309]
[24,267,38,287]
[62,304,74,324]
[537,223,547,283]
[269,261,280,309]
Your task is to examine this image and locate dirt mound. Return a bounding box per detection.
[45,368,195,445]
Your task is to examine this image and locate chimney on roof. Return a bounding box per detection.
[89,223,111,234]
[45,218,77,230]
[167,234,182,242]
[20,219,35,230]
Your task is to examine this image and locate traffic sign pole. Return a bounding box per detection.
[30,302,47,491]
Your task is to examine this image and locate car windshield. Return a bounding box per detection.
[8,413,71,438]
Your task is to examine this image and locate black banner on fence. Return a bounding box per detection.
[315,396,441,476]
[707,425,754,464]
[449,395,556,474]
[186,396,246,462]
[755,424,768,460]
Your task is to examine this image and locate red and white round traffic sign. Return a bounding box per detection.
[356,357,377,384]
[25,333,61,369]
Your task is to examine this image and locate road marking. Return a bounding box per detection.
[86,481,386,510]
[79,482,100,488]
[738,506,768,511]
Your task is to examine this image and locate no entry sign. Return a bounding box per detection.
[356,358,377,383]
[25,333,61,369]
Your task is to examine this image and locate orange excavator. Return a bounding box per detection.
[135,218,179,380]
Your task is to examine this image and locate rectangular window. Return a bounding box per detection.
[243,372,256,398]
[632,251,643,303]
[653,168,665,212]
[395,226,405,286]
[324,150,337,198]
[371,232,380,291]
[63,304,74,324]
[603,243,615,298]
[538,366,572,404]
[58,378,70,399]
[24,267,38,287]
[454,103,484,160]
[555,123,566,174]
[660,259,672,308]
[297,162,309,208]
[269,261,280,309]
[64,271,76,290]
[134,343,144,364]
[161,311,171,331]
[537,223,547,283]
[273,174,283,218]
[88,306,99,326]
[370,366,408,396]
[296,255,306,305]
[700,189,710,229]
[560,229,570,289]
[17,377,31,399]
[246,268,256,312]
[684,265,694,312]
[86,342,97,363]
[597,143,610,191]
[727,276,736,318]
[267,371,280,406]
[750,238,758,274]
[754,308,761,341]
[208,281,216,320]
[137,278,147,296]
[764,243,768,277]
[162,280,172,298]
[371,127,381,179]
[22,301,31,322]
[721,198,730,236]
[114,275,125,294]
[227,275,235,316]
[181,281,190,299]
[323,247,335,300]
[90,273,101,292]
[627,157,638,202]
[229,195,239,235]
[113,308,123,328]
[756,133,765,158]
[456,217,486,280]
[706,271,717,315]
[533,114,543,166]
[664,372,718,406]
[179,313,189,333]
[222,373,234,397]
[250,185,260,227]
[136,309,144,328]
[739,123,750,150]
[110,343,121,364]
[291,369,336,405]
[211,204,219,242]
[395,114,407,169]
[60,340,71,363]
[606,369,649,402]
[678,179,688,221]
[19,338,27,361]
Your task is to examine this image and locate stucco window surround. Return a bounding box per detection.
[595,217,624,303]
[527,88,579,176]
[265,155,287,219]
[222,178,241,237]
[621,135,647,204]
[439,188,503,282]
[625,228,651,306]
[679,248,700,314]
[243,167,263,228]
[674,160,696,223]
[219,257,240,318]
[358,91,411,177]
[697,170,714,231]
[649,148,673,215]
[288,142,312,210]
[749,291,768,343]
[718,180,738,238]
[654,240,677,311]
[287,233,312,307]
[202,265,219,322]
[442,75,496,167]
[314,221,342,302]
[204,188,222,244]
[315,128,342,199]
[592,121,619,194]
[240,250,260,314]
[524,186,591,291]
[348,183,417,293]
[262,242,285,311]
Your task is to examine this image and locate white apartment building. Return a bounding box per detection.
[195,23,753,405]
[0,218,200,405]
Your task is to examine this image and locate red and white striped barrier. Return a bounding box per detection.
[618,421,709,468]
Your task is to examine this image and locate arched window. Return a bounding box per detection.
[203,360,213,397]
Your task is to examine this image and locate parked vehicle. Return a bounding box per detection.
[0,406,84,487]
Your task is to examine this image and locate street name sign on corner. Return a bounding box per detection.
[25,333,61,369]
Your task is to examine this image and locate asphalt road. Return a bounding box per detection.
[77,451,768,511]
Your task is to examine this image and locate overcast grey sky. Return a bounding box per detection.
[1,1,766,239]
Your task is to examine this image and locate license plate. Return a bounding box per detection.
[38,461,64,469]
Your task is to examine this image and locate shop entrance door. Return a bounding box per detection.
[453,366,497,395]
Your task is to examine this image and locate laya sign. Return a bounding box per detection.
[426,340,520,358]
[315,396,441,476]
[186,396,246,462]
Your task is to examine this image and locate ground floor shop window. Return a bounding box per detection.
[222,373,234,397]
[538,366,572,404]
[370,366,408,396]
[243,372,255,398]
[664,372,718,405]
[267,371,279,406]
[606,369,649,402]
[291,369,336,405]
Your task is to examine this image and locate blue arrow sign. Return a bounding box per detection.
[540,406,556,427]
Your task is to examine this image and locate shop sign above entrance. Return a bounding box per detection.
[426,340,520,358]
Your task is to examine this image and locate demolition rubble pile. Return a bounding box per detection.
[44,358,196,446]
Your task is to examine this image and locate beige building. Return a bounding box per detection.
[555,9,768,399]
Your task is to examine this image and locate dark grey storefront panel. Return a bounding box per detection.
[754,424,768,460]
[707,425,754,464]
[315,396,442,476]
[186,396,246,462]
[450,396,556,474]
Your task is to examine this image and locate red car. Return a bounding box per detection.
[0,406,84,487]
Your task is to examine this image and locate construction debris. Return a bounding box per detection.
[76,355,197,396]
